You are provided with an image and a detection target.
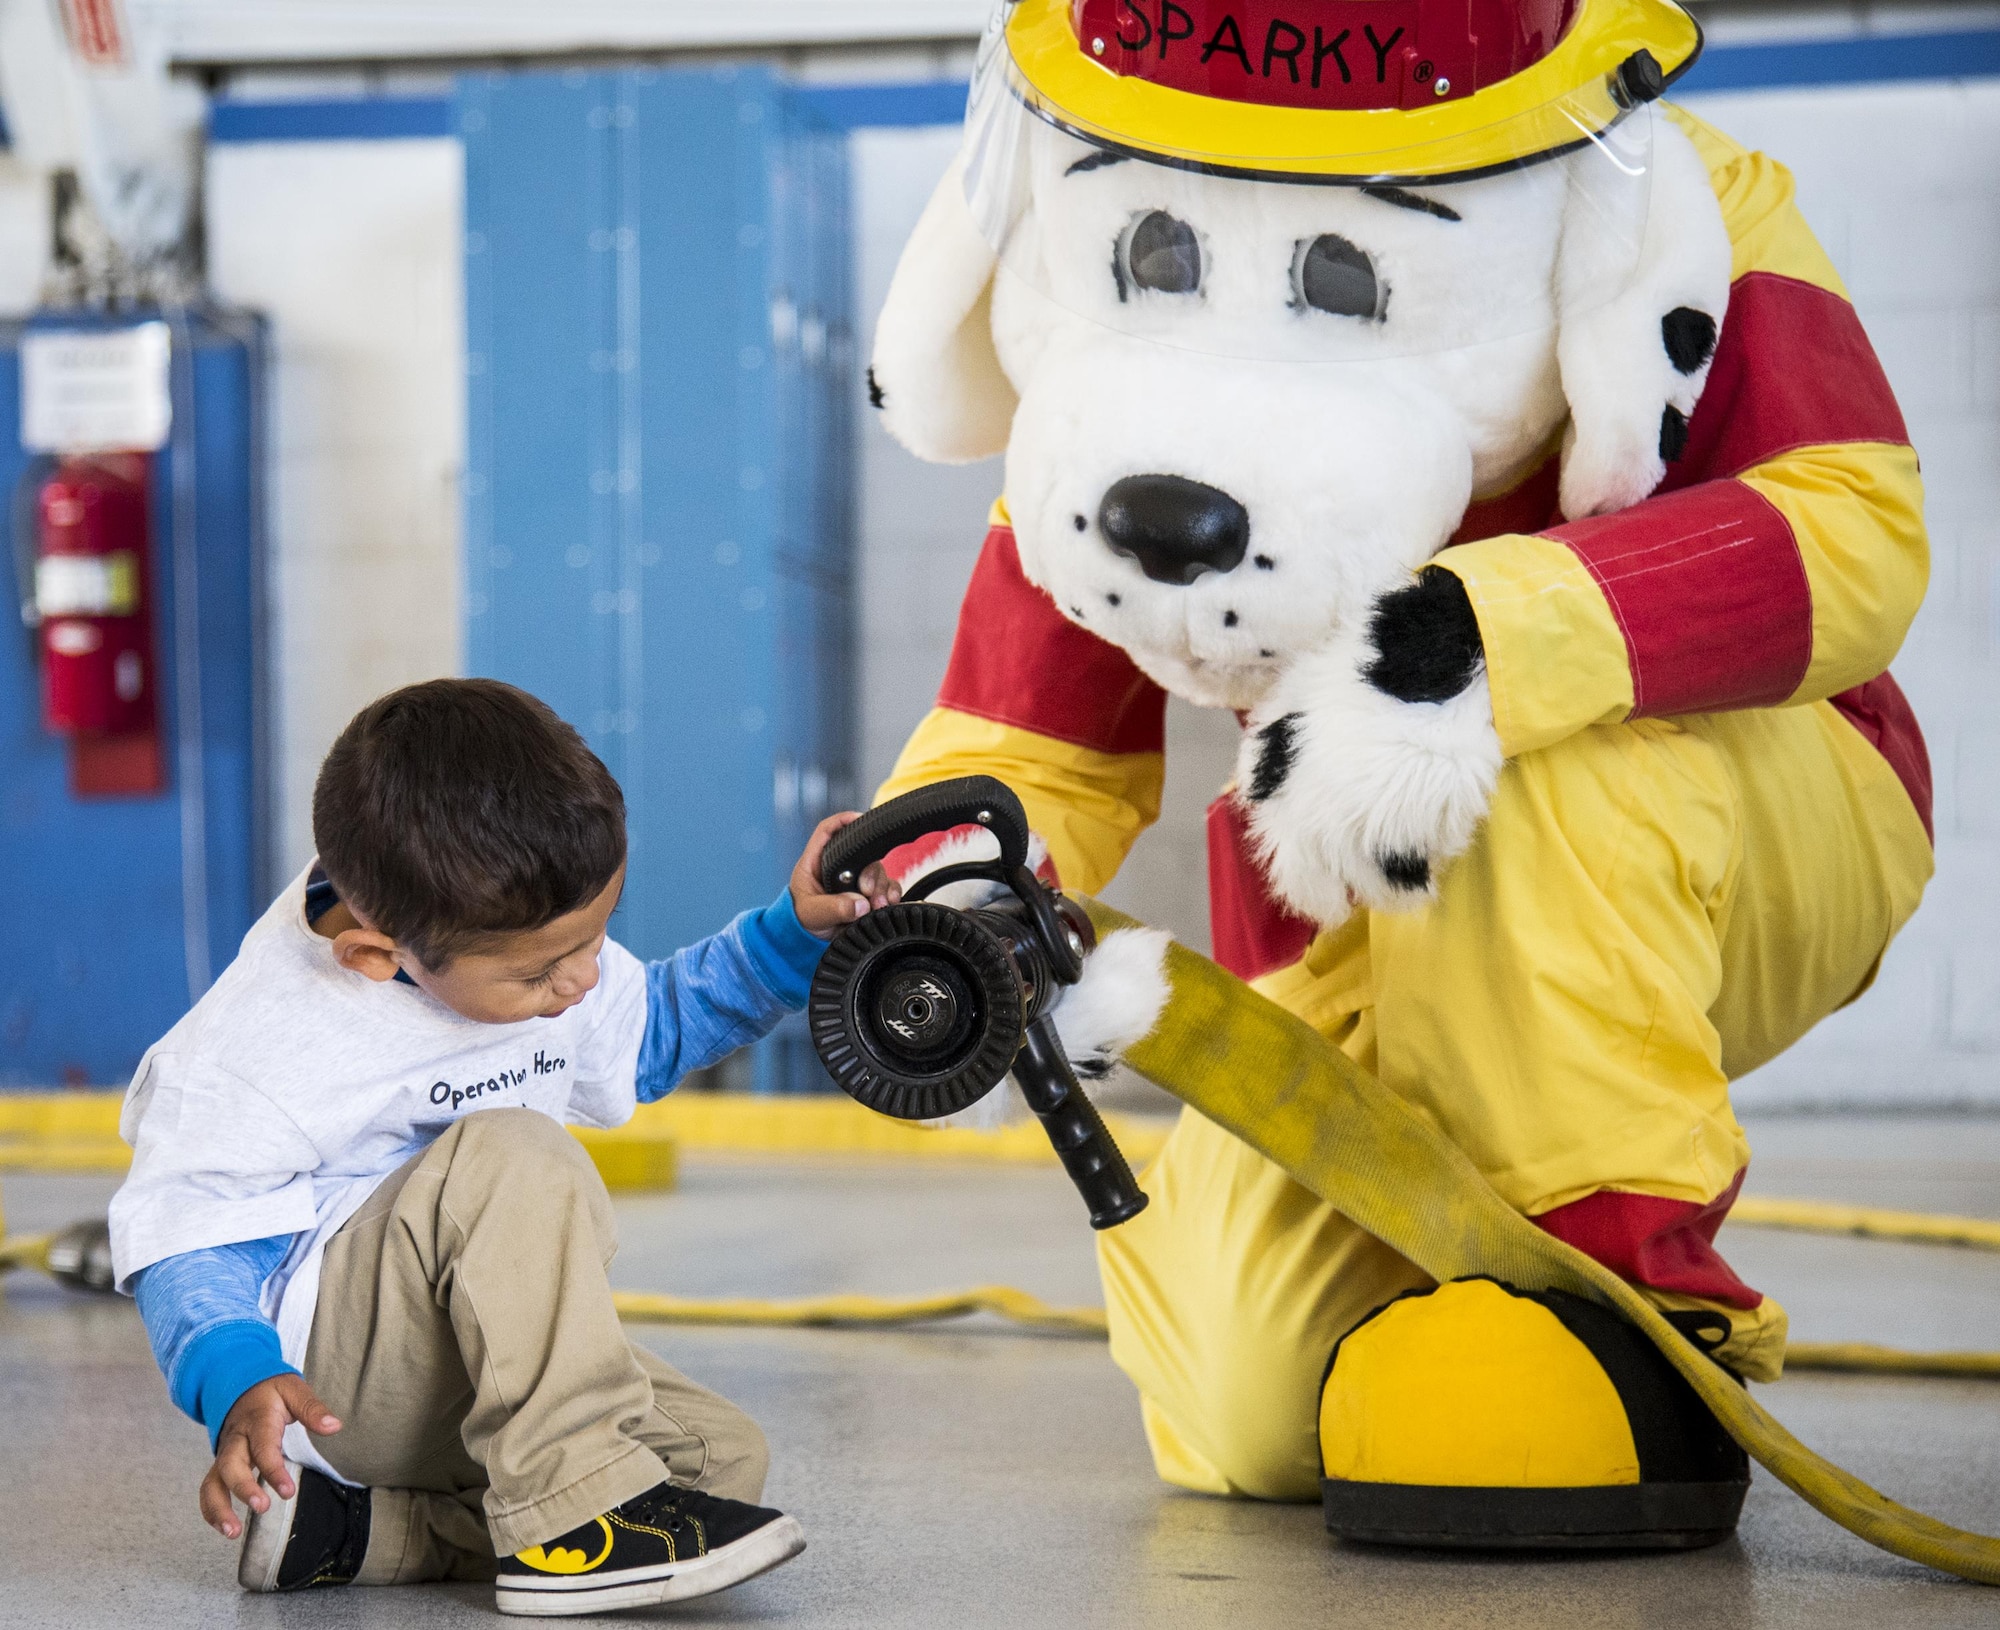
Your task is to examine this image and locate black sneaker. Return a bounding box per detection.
[238,1462,372,1591]
[495,1482,804,1617]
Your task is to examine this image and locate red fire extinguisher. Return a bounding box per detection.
[30,453,163,794]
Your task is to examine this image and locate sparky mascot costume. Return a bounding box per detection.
[868,0,1932,1547]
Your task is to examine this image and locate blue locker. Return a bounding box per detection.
[462,67,854,1091]
[0,310,267,1087]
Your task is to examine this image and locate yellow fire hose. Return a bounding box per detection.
[605,1298,2000,1379]
[1072,897,2000,1586]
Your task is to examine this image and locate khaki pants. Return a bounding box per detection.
[301,1107,768,1583]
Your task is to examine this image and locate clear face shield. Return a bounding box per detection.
[961,0,1680,364]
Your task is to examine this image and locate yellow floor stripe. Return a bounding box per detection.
[5,1093,1997,1242]
[0,1096,122,1136]
[0,1140,131,1174]
[0,1091,1176,1189]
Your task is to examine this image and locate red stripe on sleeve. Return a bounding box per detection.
[1831,672,1935,844]
[1662,271,1909,490]
[1535,1171,1765,1311]
[1206,792,1317,981]
[938,523,1166,756]
[1547,479,1814,717]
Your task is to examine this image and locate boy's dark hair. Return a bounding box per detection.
[312,679,626,969]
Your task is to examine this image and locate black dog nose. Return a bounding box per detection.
[1097,475,1249,585]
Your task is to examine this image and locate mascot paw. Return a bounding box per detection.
[1239,571,1501,923]
[1048,926,1172,1079]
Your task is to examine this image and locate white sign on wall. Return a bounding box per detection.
[20,322,172,453]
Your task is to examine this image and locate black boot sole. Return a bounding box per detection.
[1322,1475,1748,1551]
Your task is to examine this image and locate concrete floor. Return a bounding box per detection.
[4,1115,2000,1628]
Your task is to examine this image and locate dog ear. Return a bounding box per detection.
[869,153,1018,464]
[1554,116,1732,519]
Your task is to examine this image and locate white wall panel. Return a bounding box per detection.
[850,124,999,804]
[141,1,987,65]
[0,156,48,315]
[1680,77,2000,1105]
[204,137,464,880]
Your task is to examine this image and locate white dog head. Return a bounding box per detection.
[871,111,1730,712]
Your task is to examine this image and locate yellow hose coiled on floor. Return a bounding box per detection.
[1072,897,2000,1587]
[12,1215,1994,1375]
[1730,1196,2000,1251]
[1783,1343,2000,1378]
[611,1292,2000,1379]
[614,1286,1109,1336]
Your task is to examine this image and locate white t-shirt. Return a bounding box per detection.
[108,864,648,1475]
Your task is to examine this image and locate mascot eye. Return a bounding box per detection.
[1119,211,1202,298]
[1292,234,1384,321]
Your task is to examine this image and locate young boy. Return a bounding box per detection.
[108,678,896,1615]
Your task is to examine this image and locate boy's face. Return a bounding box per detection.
[412,865,627,1024]
[320,865,626,1024]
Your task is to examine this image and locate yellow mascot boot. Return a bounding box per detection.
[1319,1278,1749,1550]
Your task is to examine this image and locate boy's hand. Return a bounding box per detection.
[198,1374,341,1539]
[792,812,900,939]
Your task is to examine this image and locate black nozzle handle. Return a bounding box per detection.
[819,775,1032,893]
[1012,1017,1148,1231]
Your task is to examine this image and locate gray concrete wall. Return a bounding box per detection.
[205,136,466,879]
[1679,76,2000,1108]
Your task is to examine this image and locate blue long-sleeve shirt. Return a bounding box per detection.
[131,889,825,1444]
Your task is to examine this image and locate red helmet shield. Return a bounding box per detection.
[1070,0,1584,112]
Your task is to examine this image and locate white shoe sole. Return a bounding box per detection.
[237,1462,302,1593]
[495,1514,806,1616]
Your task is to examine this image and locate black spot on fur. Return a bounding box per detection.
[1360,184,1462,224]
[1254,554,1275,570]
[866,367,885,410]
[1066,149,1131,177]
[1106,592,1121,606]
[1249,714,1301,803]
[1223,609,1238,627]
[1660,404,1690,462]
[1073,514,1088,532]
[1661,307,1716,375]
[1258,647,1274,658]
[1069,605,1087,620]
[1379,851,1431,891]
[1363,569,1483,704]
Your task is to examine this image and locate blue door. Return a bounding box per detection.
[462,65,855,1091]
